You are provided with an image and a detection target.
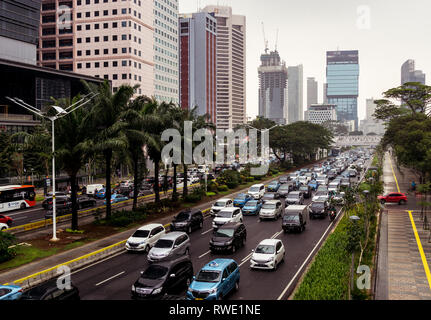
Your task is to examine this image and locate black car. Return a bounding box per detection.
[309,200,329,219]
[21,280,80,300]
[279,176,290,184]
[170,209,204,234]
[131,256,193,300]
[298,185,312,199]
[277,184,293,198]
[42,195,70,210]
[77,196,97,209]
[262,192,280,202]
[209,222,247,253]
[43,195,72,213]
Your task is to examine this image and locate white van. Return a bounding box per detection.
[86,184,104,197]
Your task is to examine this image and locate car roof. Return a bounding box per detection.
[258,239,279,246]
[263,200,280,204]
[250,184,264,187]
[146,255,191,269]
[202,259,235,271]
[137,223,164,231]
[218,207,239,212]
[215,198,231,202]
[159,231,188,240]
[218,222,242,230]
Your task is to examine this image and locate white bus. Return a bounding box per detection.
[0,185,36,213]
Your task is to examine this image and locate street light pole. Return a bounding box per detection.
[6,93,98,242]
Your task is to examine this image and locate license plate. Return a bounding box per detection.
[195,298,203,300]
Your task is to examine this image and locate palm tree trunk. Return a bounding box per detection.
[173,163,177,201]
[183,164,188,197]
[132,151,139,211]
[154,157,160,203]
[70,173,78,230]
[105,149,112,219]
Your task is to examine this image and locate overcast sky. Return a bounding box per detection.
[179,0,431,121]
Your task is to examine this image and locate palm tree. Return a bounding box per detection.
[83,80,135,219]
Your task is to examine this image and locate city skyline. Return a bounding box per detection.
[180,0,431,122]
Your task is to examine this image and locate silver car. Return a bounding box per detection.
[259,200,282,220]
[147,232,190,263]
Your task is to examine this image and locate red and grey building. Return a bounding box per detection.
[179,12,216,123]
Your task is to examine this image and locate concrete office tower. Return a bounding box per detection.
[0,0,40,65]
[359,98,385,135]
[38,0,154,96]
[258,50,288,124]
[401,59,425,85]
[203,5,246,129]
[179,12,217,123]
[307,104,337,125]
[287,64,303,124]
[326,50,359,130]
[307,77,318,108]
[154,0,179,103]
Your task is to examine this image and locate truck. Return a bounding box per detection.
[282,205,308,233]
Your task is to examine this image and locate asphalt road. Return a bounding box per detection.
[59,162,368,300]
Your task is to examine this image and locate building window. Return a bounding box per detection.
[113,35,118,41]
[121,34,127,40]
[95,36,99,42]
[77,63,82,69]
[86,62,91,68]
[112,22,118,28]
[77,25,82,31]
[95,24,99,29]
[86,37,91,43]
[95,49,100,55]
[104,62,109,67]
[103,10,108,16]
[122,74,127,79]
[95,62,100,68]
[103,23,108,29]
[77,38,82,43]
[113,61,118,67]
[86,24,90,30]
[113,74,118,80]
[104,36,109,41]
[104,49,109,54]
[86,50,91,55]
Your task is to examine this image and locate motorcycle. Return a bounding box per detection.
[329,208,337,222]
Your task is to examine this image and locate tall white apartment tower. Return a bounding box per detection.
[154,0,179,103]
[202,5,246,129]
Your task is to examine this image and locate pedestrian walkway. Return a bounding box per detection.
[376,153,431,300]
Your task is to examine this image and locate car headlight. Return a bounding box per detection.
[209,288,217,294]
[152,287,163,295]
[188,287,193,292]
[225,240,233,245]
[131,285,136,291]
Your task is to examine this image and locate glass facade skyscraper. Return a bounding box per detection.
[326,50,359,129]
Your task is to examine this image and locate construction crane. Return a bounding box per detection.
[261,22,268,53]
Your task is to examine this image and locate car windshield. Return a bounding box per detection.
[249,187,260,192]
[132,230,150,238]
[288,194,299,199]
[246,201,258,207]
[283,215,299,222]
[141,265,169,280]
[299,187,308,191]
[154,239,173,248]
[236,194,247,200]
[214,201,227,207]
[213,228,234,238]
[313,201,325,206]
[316,192,327,197]
[0,288,11,297]
[269,182,278,186]
[175,211,191,221]
[255,245,275,254]
[217,211,233,218]
[196,270,221,282]
[279,185,290,190]
[262,203,276,209]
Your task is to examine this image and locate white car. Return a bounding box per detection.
[125,223,166,252]
[298,176,309,185]
[312,191,330,202]
[210,198,233,217]
[212,207,243,229]
[250,239,285,270]
[259,200,282,220]
[248,184,265,199]
[0,223,8,231]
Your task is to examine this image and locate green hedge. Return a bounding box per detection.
[0,232,16,263]
[217,184,229,192]
[293,215,351,300]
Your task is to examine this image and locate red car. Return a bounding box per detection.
[0,214,13,226]
[378,193,407,205]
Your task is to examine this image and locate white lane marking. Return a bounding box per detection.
[70,251,126,277]
[198,250,211,259]
[13,216,28,221]
[95,271,125,286]
[7,208,40,216]
[201,228,213,235]
[276,208,342,300]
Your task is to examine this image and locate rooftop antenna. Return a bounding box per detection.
[261,22,268,53]
[275,28,279,51]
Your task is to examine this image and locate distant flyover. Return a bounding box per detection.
[332,135,383,147]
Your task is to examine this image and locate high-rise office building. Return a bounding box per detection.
[359,98,385,135]
[326,50,359,129]
[401,59,425,85]
[287,64,303,124]
[258,50,288,124]
[38,0,155,96]
[323,82,328,103]
[179,12,217,123]
[0,0,40,65]
[202,5,246,129]
[307,77,318,108]
[307,104,337,125]
[154,0,179,103]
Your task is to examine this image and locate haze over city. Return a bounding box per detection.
[180,0,431,121]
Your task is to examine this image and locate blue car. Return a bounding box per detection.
[308,179,319,191]
[267,181,280,192]
[187,259,240,300]
[241,200,262,215]
[95,188,106,199]
[104,194,128,205]
[0,285,23,300]
[233,193,252,208]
